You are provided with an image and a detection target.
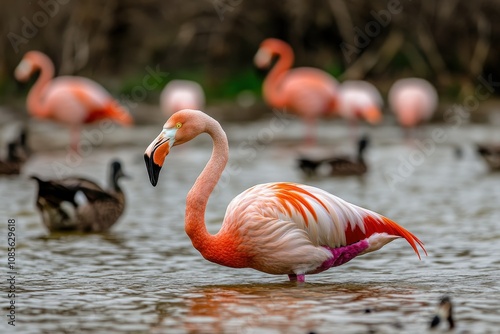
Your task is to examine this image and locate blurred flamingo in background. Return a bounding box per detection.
[254,38,339,145]
[15,51,133,151]
[388,78,438,137]
[160,79,205,117]
[338,80,383,127]
[144,109,426,282]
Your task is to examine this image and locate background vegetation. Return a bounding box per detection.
[2,0,500,113]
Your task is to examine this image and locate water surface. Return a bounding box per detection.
[1,121,499,333]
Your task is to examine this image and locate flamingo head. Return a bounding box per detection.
[144,109,206,186]
[14,55,36,82]
[254,46,273,69]
[254,38,288,68]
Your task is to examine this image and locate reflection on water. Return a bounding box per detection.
[1,123,500,333]
[167,283,418,334]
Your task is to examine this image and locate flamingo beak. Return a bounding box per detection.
[144,128,177,186]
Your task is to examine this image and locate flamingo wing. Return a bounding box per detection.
[226,182,425,258]
[278,68,338,117]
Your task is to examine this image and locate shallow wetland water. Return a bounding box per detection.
[1,121,500,333]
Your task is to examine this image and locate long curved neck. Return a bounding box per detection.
[26,53,54,117]
[262,41,294,108]
[185,117,229,256]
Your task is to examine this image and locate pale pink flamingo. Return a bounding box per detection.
[254,38,340,144]
[388,78,438,136]
[144,109,427,282]
[160,80,205,117]
[338,80,383,126]
[337,80,383,144]
[15,51,133,151]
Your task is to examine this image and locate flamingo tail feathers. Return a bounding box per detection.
[104,102,133,126]
[346,215,427,259]
[83,101,133,125]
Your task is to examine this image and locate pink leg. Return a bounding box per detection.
[349,120,359,149]
[304,118,317,146]
[70,127,81,153]
[288,274,306,283]
[403,127,415,146]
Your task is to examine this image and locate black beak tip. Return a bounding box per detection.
[144,153,161,187]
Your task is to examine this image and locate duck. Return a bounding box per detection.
[327,135,369,176]
[0,142,25,175]
[297,135,369,177]
[430,296,454,330]
[476,143,500,170]
[31,160,128,232]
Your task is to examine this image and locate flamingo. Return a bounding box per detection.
[160,80,205,117]
[15,51,133,151]
[254,38,340,144]
[388,78,438,136]
[144,109,427,282]
[337,80,383,127]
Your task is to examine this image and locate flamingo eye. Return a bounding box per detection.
[175,122,182,129]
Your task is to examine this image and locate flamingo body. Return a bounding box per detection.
[38,76,130,125]
[144,109,426,282]
[388,78,438,128]
[254,38,339,143]
[160,80,205,117]
[15,51,133,150]
[222,182,423,277]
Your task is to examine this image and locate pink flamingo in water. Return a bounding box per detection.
[388,78,438,137]
[337,80,383,143]
[254,38,340,144]
[337,80,383,126]
[15,51,133,151]
[160,80,205,117]
[144,109,427,282]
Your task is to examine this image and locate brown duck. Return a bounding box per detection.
[327,135,369,176]
[476,143,500,171]
[31,160,128,232]
[0,142,24,175]
[297,136,369,176]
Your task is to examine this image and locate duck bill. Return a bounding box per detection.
[144,128,177,186]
